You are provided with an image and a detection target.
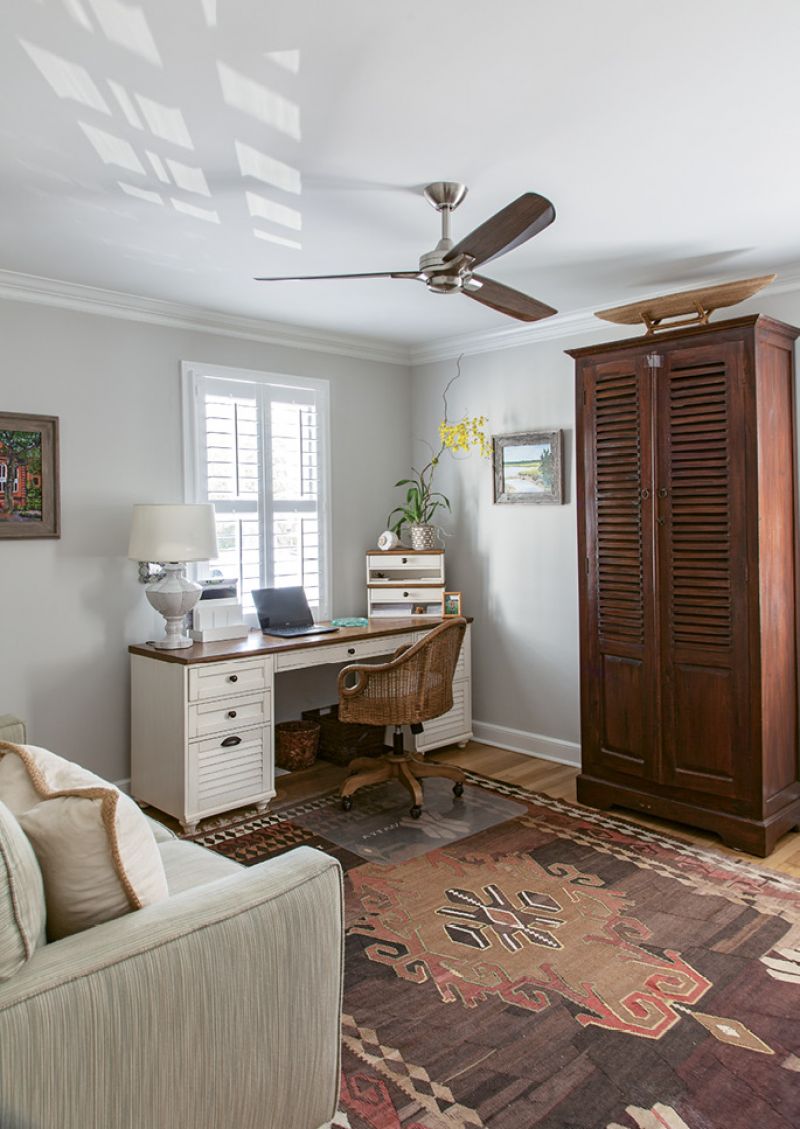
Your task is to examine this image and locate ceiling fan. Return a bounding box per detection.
[255,182,557,322]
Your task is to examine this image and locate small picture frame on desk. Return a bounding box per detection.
[442,591,462,617]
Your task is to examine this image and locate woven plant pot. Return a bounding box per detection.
[275,720,320,771]
[409,523,438,550]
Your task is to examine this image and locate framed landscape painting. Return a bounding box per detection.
[493,429,563,505]
[0,413,60,538]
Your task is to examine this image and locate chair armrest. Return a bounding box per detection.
[0,847,343,1129]
[337,639,420,700]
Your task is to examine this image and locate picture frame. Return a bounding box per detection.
[493,429,563,505]
[442,591,462,617]
[0,413,60,538]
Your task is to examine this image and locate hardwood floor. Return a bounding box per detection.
[276,740,800,879]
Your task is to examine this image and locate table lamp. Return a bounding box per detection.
[128,503,218,649]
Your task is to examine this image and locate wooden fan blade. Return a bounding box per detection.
[254,271,420,281]
[444,193,555,269]
[464,276,557,322]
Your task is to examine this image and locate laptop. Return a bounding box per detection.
[252,586,339,638]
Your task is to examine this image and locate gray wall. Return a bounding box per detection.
[411,289,800,763]
[0,298,411,781]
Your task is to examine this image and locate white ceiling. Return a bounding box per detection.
[3,0,800,349]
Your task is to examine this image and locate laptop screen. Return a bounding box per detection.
[252,586,314,629]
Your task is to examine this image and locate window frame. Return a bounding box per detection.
[181,359,332,623]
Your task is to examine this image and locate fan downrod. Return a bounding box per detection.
[420,182,470,292]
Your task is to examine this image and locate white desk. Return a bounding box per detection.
[129,618,472,832]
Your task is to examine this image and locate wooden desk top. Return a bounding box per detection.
[129,617,459,665]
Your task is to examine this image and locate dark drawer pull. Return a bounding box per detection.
[227,710,237,718]
[402,556,408,564]
[221,735,242,748]
[403,591,409,598]
[228,674,238,683]
[348,647,356,655]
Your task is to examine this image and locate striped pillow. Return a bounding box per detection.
[0,799,47,980]
[0,743,168,941]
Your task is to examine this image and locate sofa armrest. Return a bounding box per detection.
[0,846,344,1129]
[145,813,177,842]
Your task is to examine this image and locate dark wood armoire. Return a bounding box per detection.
[570,314,800,855]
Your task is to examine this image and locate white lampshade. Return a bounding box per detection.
[128,504,218,562]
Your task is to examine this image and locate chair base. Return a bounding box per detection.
[340,747,466,817]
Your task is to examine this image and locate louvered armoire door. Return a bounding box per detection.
[655,340,751,800]
[577,355,658,781]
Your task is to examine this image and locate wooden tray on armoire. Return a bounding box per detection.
[595,273,776,335]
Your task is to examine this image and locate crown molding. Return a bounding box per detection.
[0,268,411,367]
[409,266,800,366]
[4,264,800,371]
[409,305,604,365]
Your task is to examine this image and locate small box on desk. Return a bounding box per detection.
[190,597,250,642]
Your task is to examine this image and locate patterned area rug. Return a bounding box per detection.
[189,772,800,1128]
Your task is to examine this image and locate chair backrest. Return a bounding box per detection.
[338,617,467,727]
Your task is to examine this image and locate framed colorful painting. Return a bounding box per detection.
[0,413,60,538]
[493,429,563,505]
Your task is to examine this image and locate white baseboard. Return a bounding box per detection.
[472,720,581,768]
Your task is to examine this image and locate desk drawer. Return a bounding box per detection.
[188,725,271,811]
[369,586,440,604]
[188,658,271,702]
[367,553,442,574]
[188,691,271,739]
[274,633,414,672]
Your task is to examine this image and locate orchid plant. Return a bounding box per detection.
[387,362,490,537]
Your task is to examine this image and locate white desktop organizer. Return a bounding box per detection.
[190,597,249,643]
[366,549,445,618]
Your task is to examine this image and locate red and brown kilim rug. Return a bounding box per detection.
[190,772,800,1129]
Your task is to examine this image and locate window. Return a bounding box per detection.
[182,361,331,620]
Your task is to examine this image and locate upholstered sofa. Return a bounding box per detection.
[0,715,344,1129]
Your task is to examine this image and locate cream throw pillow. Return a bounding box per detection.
[0,799,47,980]
[0,742,168,940]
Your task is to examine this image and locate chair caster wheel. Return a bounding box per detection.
[341,797,353,812]
[453,782,464,798]
[410,805,422,819]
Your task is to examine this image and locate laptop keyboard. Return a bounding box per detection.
[262,625,338,637]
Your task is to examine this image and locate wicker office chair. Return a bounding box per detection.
[338,617,467,818]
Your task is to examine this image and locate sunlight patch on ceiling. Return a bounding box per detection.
[107,79,143,128]
[245,190,301,231]
[61,0,94,32]
[134,94,194,149]
[165,158,210,196]
[145,150,170,183]
[234,141,300,194]
[254,229,302,251]
[199,0,217,28]
[20,40,110,114]
[86,0,162,67]
[119,181,162,204]
[78,121,145,173]
[171,198,219,223]
[217,61,300,140]
[264,50,300,75]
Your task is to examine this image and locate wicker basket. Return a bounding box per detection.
[275,719,320,771]
[301,704,386,766]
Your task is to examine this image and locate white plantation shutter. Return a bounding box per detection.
[182,362,331,620]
